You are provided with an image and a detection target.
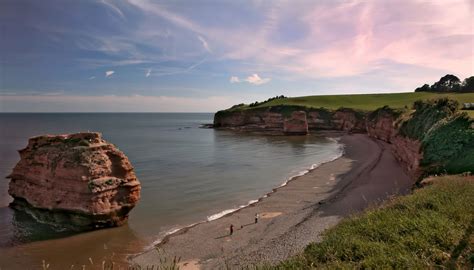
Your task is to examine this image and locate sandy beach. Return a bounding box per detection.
[131,133,413,269]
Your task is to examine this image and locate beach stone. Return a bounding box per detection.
[7,132,141,230]
[283,111,308,135]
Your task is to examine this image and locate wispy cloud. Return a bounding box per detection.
[150,58,206,77]
[105,70,115,78]
[2,0,473,110]
[127,0,203,34]
[229,76,240,83]
[230,74,271,85]
[198,35,212,53]
[99,0,125,19]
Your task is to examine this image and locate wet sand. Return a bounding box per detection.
[131,134,413,269]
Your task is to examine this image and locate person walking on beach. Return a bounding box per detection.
[255,213,259,224]
[229,224,234,235]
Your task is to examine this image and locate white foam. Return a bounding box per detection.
[207,208,239,221]
[149,222,200,248]
[279,143,344,188]
[206,199,259,221]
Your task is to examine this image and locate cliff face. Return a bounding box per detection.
[366,112,423,179]
[390,135,422,179]
[7,132,141,230]
[366,112,396,142]
[214,107,366,133]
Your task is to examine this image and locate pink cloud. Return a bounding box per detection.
[127,0,472,81]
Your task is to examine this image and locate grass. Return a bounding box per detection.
[465,110,474,118]
[238,92,474,111]
[271,175,474,269]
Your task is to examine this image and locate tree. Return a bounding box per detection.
[415,84,431,92]
[461,76,474,92]
[431,74,461,92]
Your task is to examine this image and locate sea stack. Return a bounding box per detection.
[283,111,309,135]
[7,132,141,230]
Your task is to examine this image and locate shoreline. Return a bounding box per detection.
[138,133,345,251]
[131,133,413,269]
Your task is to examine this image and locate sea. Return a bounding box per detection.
[0,113,342,269]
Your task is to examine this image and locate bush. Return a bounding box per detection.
[398,98,459,140]
[421,113,474,174]
[367,105,403,121]
[249,95,287,107]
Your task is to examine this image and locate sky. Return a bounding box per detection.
[0,0,473,112]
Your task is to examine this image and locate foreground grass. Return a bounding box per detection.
[271,175,474,269]
[242,92,474,111]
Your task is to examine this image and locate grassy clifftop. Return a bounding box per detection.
[273,175,474,269]
[227,92,474,117]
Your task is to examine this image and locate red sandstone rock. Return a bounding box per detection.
[366,112,423,179]
[7,132,141,230]
[283,111,308,135]
[333,109,366,132]
[366,114,396,142]
[390,135,423,179]
[214,107,366,133]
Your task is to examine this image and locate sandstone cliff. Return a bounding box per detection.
[366,108,423,179]
[283,111,309,135]
[7,132,141,230]
[214,106,366,133]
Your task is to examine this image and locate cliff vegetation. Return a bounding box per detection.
[272,175,474,269]
[397,98,473,175]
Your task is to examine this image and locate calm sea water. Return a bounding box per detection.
[0,113,341,269]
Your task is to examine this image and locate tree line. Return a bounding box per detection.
[415,74,474,93]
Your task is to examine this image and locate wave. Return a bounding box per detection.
[279,143,344,188]
[207,199,259,221]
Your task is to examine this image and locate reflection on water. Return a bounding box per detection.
[0,113,342,268]
[0,207,79,247]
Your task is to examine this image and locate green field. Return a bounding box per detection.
[241,92,474,111]
[273,176,474,269]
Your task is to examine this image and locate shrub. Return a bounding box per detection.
[421,113,474,174]
[249,95,287,107]
[398,98,459,140]
[367,105,403,121]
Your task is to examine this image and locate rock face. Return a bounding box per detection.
[214,106,366,133]
[283,111,308,135]
[7,132,141,230]
[390,135,423,179]
[367,112,423,179]
[366,112,396,142]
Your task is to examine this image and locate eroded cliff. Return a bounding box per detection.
[7,132,141,230]
[214,106,366,134]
